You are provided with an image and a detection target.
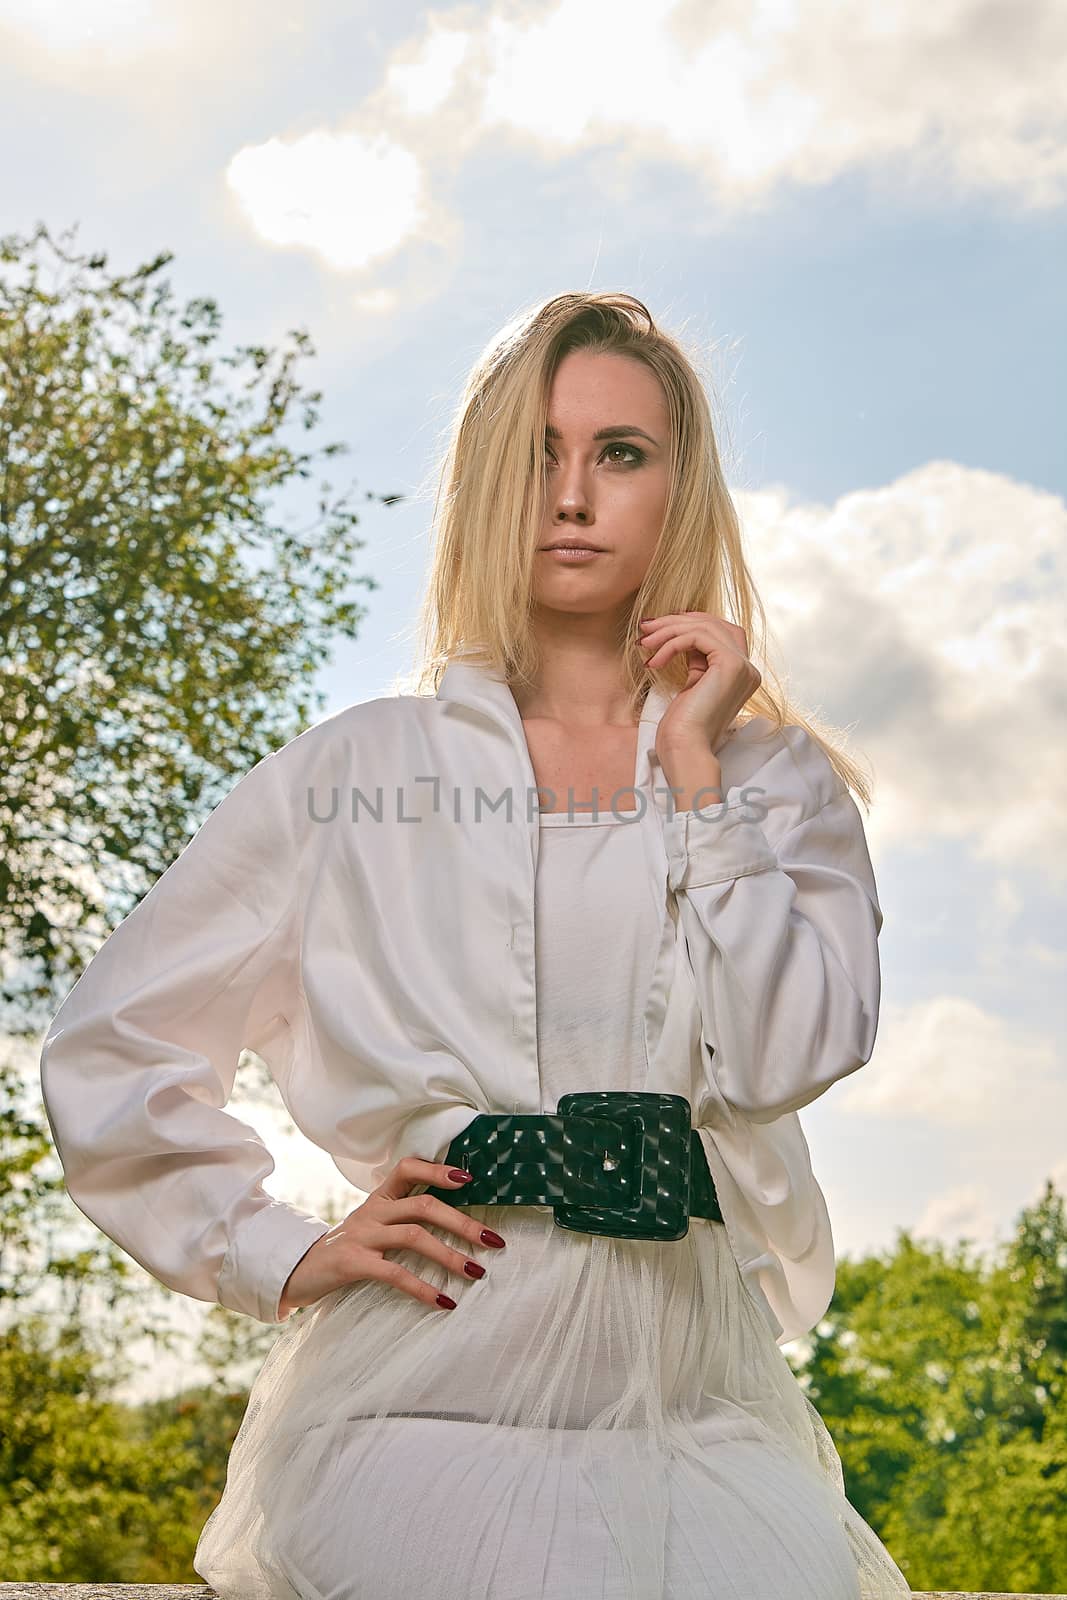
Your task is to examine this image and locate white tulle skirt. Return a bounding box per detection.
[194,1203,912,1600]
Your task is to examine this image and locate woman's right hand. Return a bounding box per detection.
[277,1157,506,1318]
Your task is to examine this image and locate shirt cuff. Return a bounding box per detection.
[662,802,779,892]
[218,1200,334,1324]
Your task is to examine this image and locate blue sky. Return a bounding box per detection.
[6,0,1065,1382]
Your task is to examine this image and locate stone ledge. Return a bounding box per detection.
[2,1587,1065,1598]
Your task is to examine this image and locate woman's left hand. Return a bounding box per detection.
[639,612,762,761]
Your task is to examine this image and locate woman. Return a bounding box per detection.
[40,292,913,1598]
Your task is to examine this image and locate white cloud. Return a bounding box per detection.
[373,0,1067,211]
[912,1182,996,1249]
[0,0,177,57]
[9,1,1063,274]
[731,464,1067,880]
[384,18,471,116]
[837,994,1063,1128]
[225,130,427,274]
[1021,940,1067,970]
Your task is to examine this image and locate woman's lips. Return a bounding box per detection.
[541,547,604,562]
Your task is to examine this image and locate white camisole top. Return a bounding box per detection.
[534,786,660,1109]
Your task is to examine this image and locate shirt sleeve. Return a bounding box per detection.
[39,745,333,1324]
[660,729,883,1124]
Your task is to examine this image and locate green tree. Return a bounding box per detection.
[0,1055,195,1371]
[0,219,394,1027]
[0,1063,343,1581]
[996,1179,1067,1429]
[878,1183,1067,1593]
[789,1181,1067,1595]
[0,1315,206,1582]
[793,1232,988,1529]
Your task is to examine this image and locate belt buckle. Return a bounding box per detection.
[553,1091,692,1242]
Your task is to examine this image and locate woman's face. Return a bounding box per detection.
[533,348,671,620]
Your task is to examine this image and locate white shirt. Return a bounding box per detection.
[39,654,883,1345]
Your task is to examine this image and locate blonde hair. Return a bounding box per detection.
[404,291,874,810]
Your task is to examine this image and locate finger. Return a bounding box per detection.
[375,1156,473,1202]
[642,622,751,669]
[639,611,711,628]
[642,628,716,668]
[639,614,737,641]
[639,625,735,659]
[365,1212,490,1283]
[386,1189,505,1254]
[640,615,748,651]
[357,1252,463,1311]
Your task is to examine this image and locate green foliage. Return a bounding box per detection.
[0,1050,205,1374]
[0,220,395,1029]
[0,1316,207,1581]
[785,1179,1067,1594]
[0,1043,314,1582]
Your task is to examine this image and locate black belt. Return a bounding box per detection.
[424,1091,723,1241]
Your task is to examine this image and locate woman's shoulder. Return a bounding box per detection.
[271,690,424,769]
[719,715,846,818]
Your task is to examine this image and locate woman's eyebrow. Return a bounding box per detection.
[545,423,660,446]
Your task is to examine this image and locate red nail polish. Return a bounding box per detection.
[437,1293,456,1309]
[449,1169,474,1183]
[480,1228,506,1248]
[464,1260,486,1279]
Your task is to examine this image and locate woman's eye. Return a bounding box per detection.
[604,442,643,465]
[544,444,644,466]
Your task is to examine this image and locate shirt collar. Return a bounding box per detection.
[435,653,672,729]
[435,653,676,814]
